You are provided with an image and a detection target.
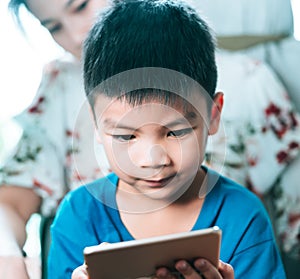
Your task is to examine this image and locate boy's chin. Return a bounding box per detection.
[117,182,187,212]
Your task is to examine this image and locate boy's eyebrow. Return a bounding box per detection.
[103,112,197,130]
[103,119,135,130]
[163,113,198,128]
[184,111,198,121]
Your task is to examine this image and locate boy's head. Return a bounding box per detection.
[83,0,223,206]
[83,0,217,105]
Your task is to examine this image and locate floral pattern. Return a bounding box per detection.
[0,57,110,215]
[206,52,300,259]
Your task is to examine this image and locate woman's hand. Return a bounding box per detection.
[154,259,234,279]
[0,256,30,279]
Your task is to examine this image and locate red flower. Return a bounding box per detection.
[289,112,298,128]
[28,96,45,114]
[73,172,86,181]
[28,106,42,114]
[265,103,281,116]
[288,213,300,226]
[248,158,257,166]
[261,126,267,133]
[275,127,288,139]
[50,69,60,81]
[276,150,290,164]
[37,96,45,104]
[66,129,80,139]
[33,178,53,196]
[289,141,300,150]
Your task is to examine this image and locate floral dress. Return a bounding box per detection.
[206,52,300,258]
[0,57,110,216]
[189,0,300,260]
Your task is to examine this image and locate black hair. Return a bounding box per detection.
[83,0,217,107]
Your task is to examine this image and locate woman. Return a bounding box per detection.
[0,0,110,278]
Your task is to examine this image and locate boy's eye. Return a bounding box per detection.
[75,0,89,12]
[167,128,193,138]
[112,134,136,142]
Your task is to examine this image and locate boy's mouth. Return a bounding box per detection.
[141,174,176,188]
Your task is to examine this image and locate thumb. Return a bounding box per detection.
[72,264,89,279]
[98,242,110,248]
[218,260,234,279]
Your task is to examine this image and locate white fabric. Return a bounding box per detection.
[189,0,293,36]
[189,0,300,112]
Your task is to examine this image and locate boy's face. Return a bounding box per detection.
[94,92,223,202]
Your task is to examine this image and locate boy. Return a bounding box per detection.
[48,0,286,278]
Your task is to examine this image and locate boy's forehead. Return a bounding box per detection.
[94,92,207,111]
[88,67,213,114]
[93,93,209,127]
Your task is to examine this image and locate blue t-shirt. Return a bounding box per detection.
[48,168,286,278]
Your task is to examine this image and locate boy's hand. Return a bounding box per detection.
[154,259,234,279]
[72,242,110,279]
[71,264,89,279]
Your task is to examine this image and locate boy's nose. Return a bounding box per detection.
[139,144,171,168]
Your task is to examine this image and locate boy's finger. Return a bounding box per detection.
[99,242,110,247]
[71,264,89,279]
[218,260,234,279]
[193,259,220,279]
[175,260,205,279]
[155,266,177,279]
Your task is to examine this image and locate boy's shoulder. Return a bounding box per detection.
[53,174,119,230]
[63,172,119,205]
[205,168,272,238]
[206,167,265,211]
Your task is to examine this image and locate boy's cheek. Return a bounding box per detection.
[102,144,134,174]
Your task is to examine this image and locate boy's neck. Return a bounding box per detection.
[173,168,207,205]
[116,169,207,239]
[120,195,205,239]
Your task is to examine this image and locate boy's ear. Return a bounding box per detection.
[88,105,102,144]
[208,92,224,135]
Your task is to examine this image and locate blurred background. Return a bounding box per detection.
[0,1,64,276]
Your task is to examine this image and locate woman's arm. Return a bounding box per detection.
[0,186,41,279]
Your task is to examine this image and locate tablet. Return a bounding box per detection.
[84,226,221,279]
